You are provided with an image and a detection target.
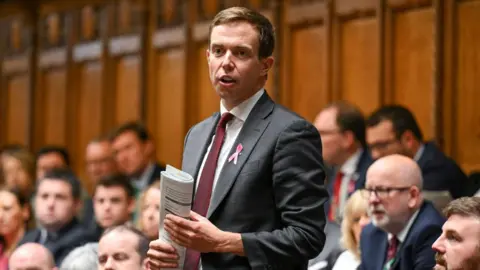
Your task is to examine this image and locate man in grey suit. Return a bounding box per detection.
[147,6,328,270]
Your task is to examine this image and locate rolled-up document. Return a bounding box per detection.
[159,165,194,270]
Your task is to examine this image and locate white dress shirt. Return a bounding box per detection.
[336,149,363,219]
[195,89,265,193]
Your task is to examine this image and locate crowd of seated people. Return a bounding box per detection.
[0,121,164,269]
[0,104,479,270]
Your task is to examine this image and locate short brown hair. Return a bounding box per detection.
[326,101,366,147]
[209,6,275,59]
[443,197,480,219]
[94,173,135,199]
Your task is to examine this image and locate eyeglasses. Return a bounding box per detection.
[367,139,398,151]
[362,186,411,199]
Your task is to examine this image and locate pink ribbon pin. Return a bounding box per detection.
[228,144,243,165]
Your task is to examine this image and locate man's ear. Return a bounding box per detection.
[260,56,274,76]
[206,48,210,64]
[128,198,136,214]
[408,186,420,208]
[144,140,155,158]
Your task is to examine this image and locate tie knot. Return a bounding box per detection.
[218,112,234,129]
[389,235,399,247]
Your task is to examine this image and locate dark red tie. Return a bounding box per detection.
[184,112,233,270]
[328,171,344,221]
[385,235,399,269]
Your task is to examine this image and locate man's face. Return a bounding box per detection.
[313,107,348,166]
[86,141,116,184]
[365,168,416,233]
[112,131,150,177]
[35,179,77,231]
[36,152,66,179]
[94,186,133,229]
[366,120,407,160]
[433,214,480,270]
[98,230,145,270]
[207,21,273,108]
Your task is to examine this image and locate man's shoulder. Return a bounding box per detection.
[361,223,382,238]
[18,228,40,245]
[413,202,445,230]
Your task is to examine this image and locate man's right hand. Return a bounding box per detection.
[146,240,179,270]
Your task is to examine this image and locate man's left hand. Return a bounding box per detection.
[164,211,228,253]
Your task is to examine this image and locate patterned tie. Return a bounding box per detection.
[384,235,399,270]
[184,112,233,270]
[328,171,344,221]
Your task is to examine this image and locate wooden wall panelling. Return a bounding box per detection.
[0,16,34,148]
[108,0,145,126]
[72,4,108,192]
[444,0,480,173]
[385,0,438,141]
[147,0,187,168]
[34,11,71,151]
[333,0,381,115]
[281,0,330,122]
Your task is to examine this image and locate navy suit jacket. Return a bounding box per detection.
[359,201,445,270]
[324,149,372,217]
[418,142,471,198]
[18,218,96,266]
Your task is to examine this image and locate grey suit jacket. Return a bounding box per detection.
[182,93,329,270]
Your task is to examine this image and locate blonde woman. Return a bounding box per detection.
[137,180,161,240]
[332,189,370,270]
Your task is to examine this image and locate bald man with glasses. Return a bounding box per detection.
[358,154,445,270]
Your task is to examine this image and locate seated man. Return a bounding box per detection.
[313,101,372,223]
[82,137,117,225]
[366,105,471,199]
[97,225,149,270]
[432,197,480,270]
[35,145,70,179]
[359,154,445,270]
[18,168,95,265]
[9,243,57,270]
[88,173,136,241]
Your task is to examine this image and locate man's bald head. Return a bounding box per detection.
[9,243,57,270]
[367,154,423,189]
[365,154,424,235]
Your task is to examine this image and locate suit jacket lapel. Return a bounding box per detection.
[184,113,220,184]
[375,231,389,270]
[207,93,274,218]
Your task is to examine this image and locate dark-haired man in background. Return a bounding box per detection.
[89,174,136,241]
[36,146,70,180]
[110,122,164,196]
[18,168,94,266]
[366,105,472,200]
[313,101,372,223]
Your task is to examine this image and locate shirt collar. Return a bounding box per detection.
[220,89,265,122]
[339,148,363,176]
[389,208,420,243]
[132,163,155,190]
[413,144,425,161]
